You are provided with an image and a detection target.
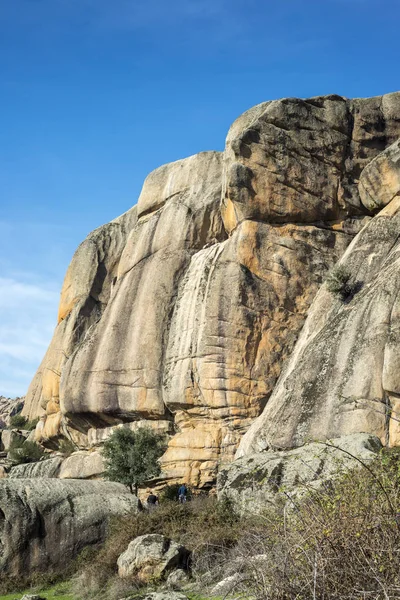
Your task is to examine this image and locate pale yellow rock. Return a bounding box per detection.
[60,152,225,426]
[222,92,400,232]
[59,451,104,479]
[22,206,138,429]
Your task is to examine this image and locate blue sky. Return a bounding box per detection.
[1,0,399,397]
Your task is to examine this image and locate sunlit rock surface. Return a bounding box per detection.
[23,93,400,486]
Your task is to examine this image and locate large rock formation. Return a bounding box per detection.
[238,135,400,456]
[0,479,140,578]
[219,433,382,513]
[22,92,400,487]
[0,397,24,429]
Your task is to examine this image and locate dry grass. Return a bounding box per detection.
[72,495,245,599]
[204,448,400,600]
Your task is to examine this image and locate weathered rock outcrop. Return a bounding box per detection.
[0,479,140,577]
[238,138,400,456]
[117,534,190,581]
[0,397,24,429]
[23,207,138,441]
[9,457,63,478]
[23,93,400,487]
[219,433,381,513]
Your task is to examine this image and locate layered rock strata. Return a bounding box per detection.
[23,93,400,486]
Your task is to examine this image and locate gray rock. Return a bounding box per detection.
[219,433,381,513]
[166,568,190,589]
[0,396,24,428]
[117,534,190,581]
[359,138,400,211]
[211,573,244,596]
[2,429,28,452]
[9,456,62,478]
[140,594,189,600]
[0,479,140,577]
[20,595,45,600]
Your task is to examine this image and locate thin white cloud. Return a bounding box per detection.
[0,276,59,397]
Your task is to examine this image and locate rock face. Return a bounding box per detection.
[117,534,190,581]
[22,207,138,443]
[58,450,104,479]
[0,397,24,429]
[219,434,381,513]
[0,479,140,578]
[9,457,63,478]
[237,148,400,456]
[23,92,400,487]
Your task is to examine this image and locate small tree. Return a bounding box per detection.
[325,264,353,300]
[102,427,167,494]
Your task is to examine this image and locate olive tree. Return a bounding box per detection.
[102,427,167,494]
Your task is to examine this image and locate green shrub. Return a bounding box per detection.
[9,413,39,431]
[103,427,167,494]
[58,438,77,457]
[9,413,28,429]
[25,417,40,431]
[326,264,353,299]
[8,438,46,464]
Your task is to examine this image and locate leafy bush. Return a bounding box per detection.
[326,264,353,299]
[25,417,40,431]
[9,413,28,429]
[58,438,77,457]
[9,413,39,431]
[8,438,46,464]
[204,448,400,600]
[103,427,167,494]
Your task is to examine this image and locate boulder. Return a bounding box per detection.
[166,568,190,589]
[139,594,189,600]
[219,434,381,513]
[9,456,62,478]
[211,573,243,597]
[2,429,28,452]
[0,397,24,428]
[117,534,190,581]
[359,138,400,211]
[59,450,104,479]
[0,479,140,578]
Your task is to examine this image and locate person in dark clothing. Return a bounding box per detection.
[147,490,159,509]
[178,483,188,503]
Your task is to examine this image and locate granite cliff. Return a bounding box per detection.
[22,92,400,487]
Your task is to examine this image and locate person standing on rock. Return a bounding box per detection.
[178,483,188,503]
